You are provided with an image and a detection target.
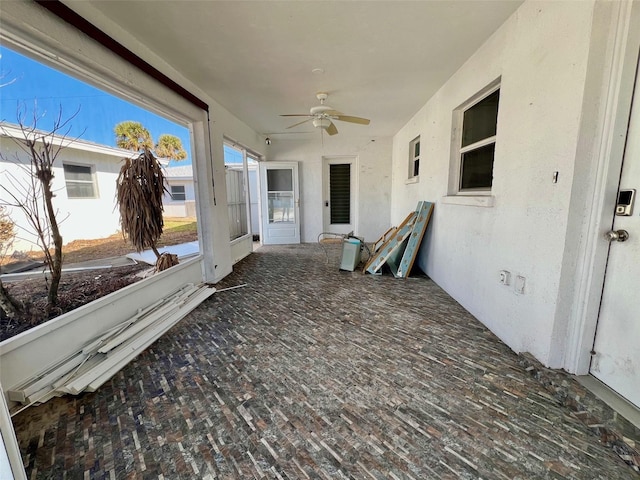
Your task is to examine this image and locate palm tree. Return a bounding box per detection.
[114,122,187,162]
[116,149,177,270]
[155,134,187,161]
[114,122,188,271]
[114,121,153,151]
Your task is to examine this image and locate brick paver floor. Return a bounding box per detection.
[12,244,638,479]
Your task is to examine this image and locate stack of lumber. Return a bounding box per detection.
[363,201,433,277]
[8,283,215,409]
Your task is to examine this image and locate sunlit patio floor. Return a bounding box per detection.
[12,244,639,479]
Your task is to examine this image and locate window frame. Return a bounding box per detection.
[62,163,98,199]
[408,136,420,180]
[224,140,261,243]
[449,80,500,197]
[170,185,186,201]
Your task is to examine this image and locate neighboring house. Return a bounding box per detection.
[0,124,132,253]
[163,165,197,218]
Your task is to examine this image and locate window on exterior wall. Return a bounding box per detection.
[224,143,252,241]
[170,185,186,201]
[457,87,500,192]
[63,164,97,198]
[409,136,420,179]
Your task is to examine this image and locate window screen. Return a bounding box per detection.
[63,164,96,198]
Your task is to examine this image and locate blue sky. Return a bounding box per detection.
[0,46,192,166]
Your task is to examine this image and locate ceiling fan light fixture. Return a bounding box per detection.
[313,118,332,130]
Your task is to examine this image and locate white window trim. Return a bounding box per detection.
[170,185,186,201]
[224,139,255,243]
[447,79,500,203]
[408,135,420,181]
[63,162,99,199]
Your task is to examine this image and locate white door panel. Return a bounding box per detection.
[260,162,300,245]
[591,58,640,408]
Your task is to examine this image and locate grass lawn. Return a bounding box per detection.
[4,218,198,266]
[163,218,198,233]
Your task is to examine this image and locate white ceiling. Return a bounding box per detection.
[67,1,522,139]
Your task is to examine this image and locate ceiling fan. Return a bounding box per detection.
[281,92,370,136]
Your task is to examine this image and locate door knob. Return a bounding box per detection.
[605,229,629,242]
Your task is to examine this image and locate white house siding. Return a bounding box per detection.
[0,135,127,253]
[268,136,392,243]
[164,169,197,218]
[391,1,601,368]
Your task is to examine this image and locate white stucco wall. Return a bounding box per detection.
[0,137,124,253]
[267,136,392,243]
[391,1,598,366]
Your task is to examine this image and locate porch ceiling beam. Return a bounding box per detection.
[34,0,209,112]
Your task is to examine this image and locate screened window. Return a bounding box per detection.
[409,136,420,178]
[63,164,97,198]
[224,143,257,241]
[170,185,186,201]
[458,88,499,191]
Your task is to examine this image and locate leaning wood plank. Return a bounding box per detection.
[363,213,415,273]
[387,237,410,278]
[372,226,397,253]
[396,201,434,278]
[364,212,417,274]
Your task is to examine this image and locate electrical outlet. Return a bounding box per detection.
[515,275,526,294]
[499,270,511,285]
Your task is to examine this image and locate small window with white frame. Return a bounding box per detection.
[409,136,420,179]
[170,185,186,201]
[454,85,500,193]
[63,163,98,198]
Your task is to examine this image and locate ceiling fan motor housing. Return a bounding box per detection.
[313,118,332,129]
[310,105,333,115]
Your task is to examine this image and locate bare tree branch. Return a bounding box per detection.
[0,105,81,307]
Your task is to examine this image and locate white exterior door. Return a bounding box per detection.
[260,162,300,245]
[323,156,357,236]
[590,59,640,408]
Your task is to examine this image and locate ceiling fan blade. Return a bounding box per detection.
[280,114,312,117]
[326,121,338,136]
[286,118,313,129]
[333,115,370,125]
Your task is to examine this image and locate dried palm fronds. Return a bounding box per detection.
[155,252,179,272]
[116,149,168,257]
